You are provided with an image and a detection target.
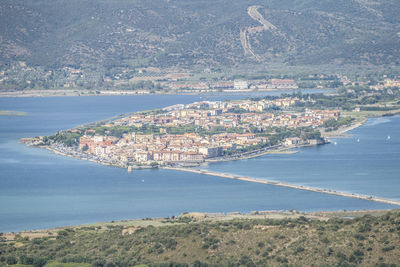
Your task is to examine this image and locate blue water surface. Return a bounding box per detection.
[200,116,400,200]
[0,94,398,233]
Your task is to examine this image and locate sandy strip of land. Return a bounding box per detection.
[163,167,400,207]
[0,110,27,116]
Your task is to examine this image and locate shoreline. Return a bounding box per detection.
[39,143,309,169]
[205,146,299,163]
[43,146,117,167]
[322,111,400,139]
[2,208,398,236]
[0,88,327,98]
[163,167,400,206]
[41,146,156,170]
[206,117,367,163]
[321,118,367,138]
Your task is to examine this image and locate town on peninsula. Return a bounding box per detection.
[20,95,354,169]
[19,73,400,171]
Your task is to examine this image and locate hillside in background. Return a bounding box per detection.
[1,0,400,70]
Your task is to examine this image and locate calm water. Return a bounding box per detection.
[200,116,400,200]
[0,94,398,233]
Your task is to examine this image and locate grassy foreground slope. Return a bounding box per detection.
[1,211,400,267]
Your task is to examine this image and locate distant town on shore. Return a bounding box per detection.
[2,66,400,97]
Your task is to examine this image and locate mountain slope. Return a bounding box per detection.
[1,0,399,69]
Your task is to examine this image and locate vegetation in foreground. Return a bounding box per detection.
[1,211,400,267]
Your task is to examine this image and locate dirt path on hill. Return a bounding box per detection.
[240,6,277,61]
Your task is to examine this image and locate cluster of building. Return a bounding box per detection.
[369,79,400,90]
[74,99,339,165]
[168,79,298,92]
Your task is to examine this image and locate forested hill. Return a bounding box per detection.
[1,0,400,70]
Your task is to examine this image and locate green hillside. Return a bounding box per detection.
[1,0,400,69]
[1,211,400,266]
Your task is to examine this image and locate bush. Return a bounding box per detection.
[276,256,288,263]
[57,230,69,238]
[201,236,220,249]
[192,261,208,267]
[33,257,47,267]
[354,234,365,240]
[382,246,395,252]
[92,259,106,267]
[5,256,17,265]
[32,238,43,245]
[353,249,364,257]
[358,223,371,233]
[20,255,35,265]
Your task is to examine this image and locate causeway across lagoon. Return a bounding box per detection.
[164,167,400,207]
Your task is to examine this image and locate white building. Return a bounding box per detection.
[234,80,248,90]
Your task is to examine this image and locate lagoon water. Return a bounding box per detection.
[0,93,399,233]
[200,116,400,201]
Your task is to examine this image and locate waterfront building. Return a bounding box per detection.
[199,147,223,158]
[234,80,249,90]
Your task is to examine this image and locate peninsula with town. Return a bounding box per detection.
[20,79,400,170]
[21,96,339,168]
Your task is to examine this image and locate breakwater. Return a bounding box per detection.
[164,167,400,206]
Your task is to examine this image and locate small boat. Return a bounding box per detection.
[387,135,391,140]
[334,142,337,146]
[357,138,360,142]
[141,179,145,183]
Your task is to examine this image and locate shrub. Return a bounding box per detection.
[33,257,47,267]
[20,255,35,265]
[382,246,395,252]
[5,256,17,265]
[354,234,365,240]
[353,249,364,257]
[92,259,106,267]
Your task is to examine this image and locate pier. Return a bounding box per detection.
[164,167,400,206]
